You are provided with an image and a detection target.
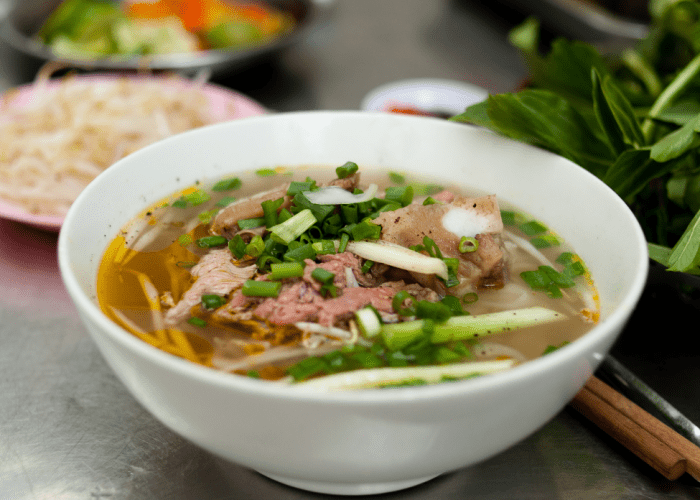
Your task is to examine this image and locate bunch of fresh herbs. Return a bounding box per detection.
[451,0,700,274]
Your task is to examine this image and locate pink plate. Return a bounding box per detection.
[0,75,269,232]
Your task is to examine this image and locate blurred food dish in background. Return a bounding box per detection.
[0,0,317,75]
[361,78,488,119]
[495,0,649,42]
[36,0,294,58]
[0,69,268,231]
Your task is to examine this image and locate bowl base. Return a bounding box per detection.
[258,470,440,495]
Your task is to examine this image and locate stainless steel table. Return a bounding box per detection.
[1,1,699,498]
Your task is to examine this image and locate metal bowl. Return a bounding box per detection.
[0,0,317,76]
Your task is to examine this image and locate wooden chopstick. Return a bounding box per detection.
[570,375,700,481]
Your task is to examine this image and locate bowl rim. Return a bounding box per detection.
[57,110,650,404]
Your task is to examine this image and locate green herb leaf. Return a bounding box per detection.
[667,207,700,272]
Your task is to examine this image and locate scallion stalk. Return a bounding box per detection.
[430,306,566,343]
[269,261,305,280]
[241,280,282,297]
[291,359,516,390]
[355,307,382,338]
[269,209,317,245]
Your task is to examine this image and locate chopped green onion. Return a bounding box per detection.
[392,290,417,316]
[287,180,317,197]
[423,197,438,205]
[350,351,384,369]
[198,209,219,224]
[355,306,382,338]
[389,172,405,184]
[216,195,237,208]
[287,356,329,381]
[311,240,337,255]
[440,295,466,316]
[500,210,528,226]
[349,219,381,240]
[311,267,338,297]
[543,341,570,355]
[178,234,192,246]
[530,234,561,248]
[201,294,226,310]
[268,261,305,280]
[277,207,293,223]
[184,189,211,206]
[434,346,462,364]
[459,236,479,253]
[462,292,479,304]
[212,177,242,191]
[241,280,282,297]
[245,235,265,257]
[187,317,207,327]
[360,259,374,273]
[415,300,452,321]
[256,168,277,177]
[336,161,359,179]
[172,197,188,209]
[338,232,351,253]
[539,265,576,288]
[519,220,548,235]
[238,217,265,230]
[269,209,317,245]
[555,252,576,265]
[384,185,414,207]
[381,319,426,351]
[196,235,228,248]
[341,204,359,224]
[283,242,317,262]
[228,235,247,259]
[262,197,285,228]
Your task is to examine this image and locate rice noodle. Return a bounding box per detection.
[472,342,527,363]
[212,344,339,373]
[0,67,224,217]
[294,322,354,341]
[503,230,557,268]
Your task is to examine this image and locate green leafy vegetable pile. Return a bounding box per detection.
[451,0,700,275]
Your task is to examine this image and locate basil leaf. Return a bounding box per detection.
[600,71,646,148]
[650,114,700,162]
[655,100,700,125]
[647,243,673,267]
[592,69,627,156]
[668,208,700,272]
[482,90,615,176]
[524,37,612,104]
[602,148,669,200]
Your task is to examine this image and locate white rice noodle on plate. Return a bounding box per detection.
[0,68,263,225]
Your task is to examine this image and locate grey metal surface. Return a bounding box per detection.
[1,1,699,498]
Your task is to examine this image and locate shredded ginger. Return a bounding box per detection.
[0,70,228,217]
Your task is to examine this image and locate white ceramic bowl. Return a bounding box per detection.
[58,111,648,496]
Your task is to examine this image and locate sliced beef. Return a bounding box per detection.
[327,172,361,191]
[210,174,361,240]
[164,248,256,326]
[210,183,291,239]
[373,194,507,292]
[210,250,441,327]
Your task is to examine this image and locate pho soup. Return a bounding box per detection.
[97,164,599,390]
